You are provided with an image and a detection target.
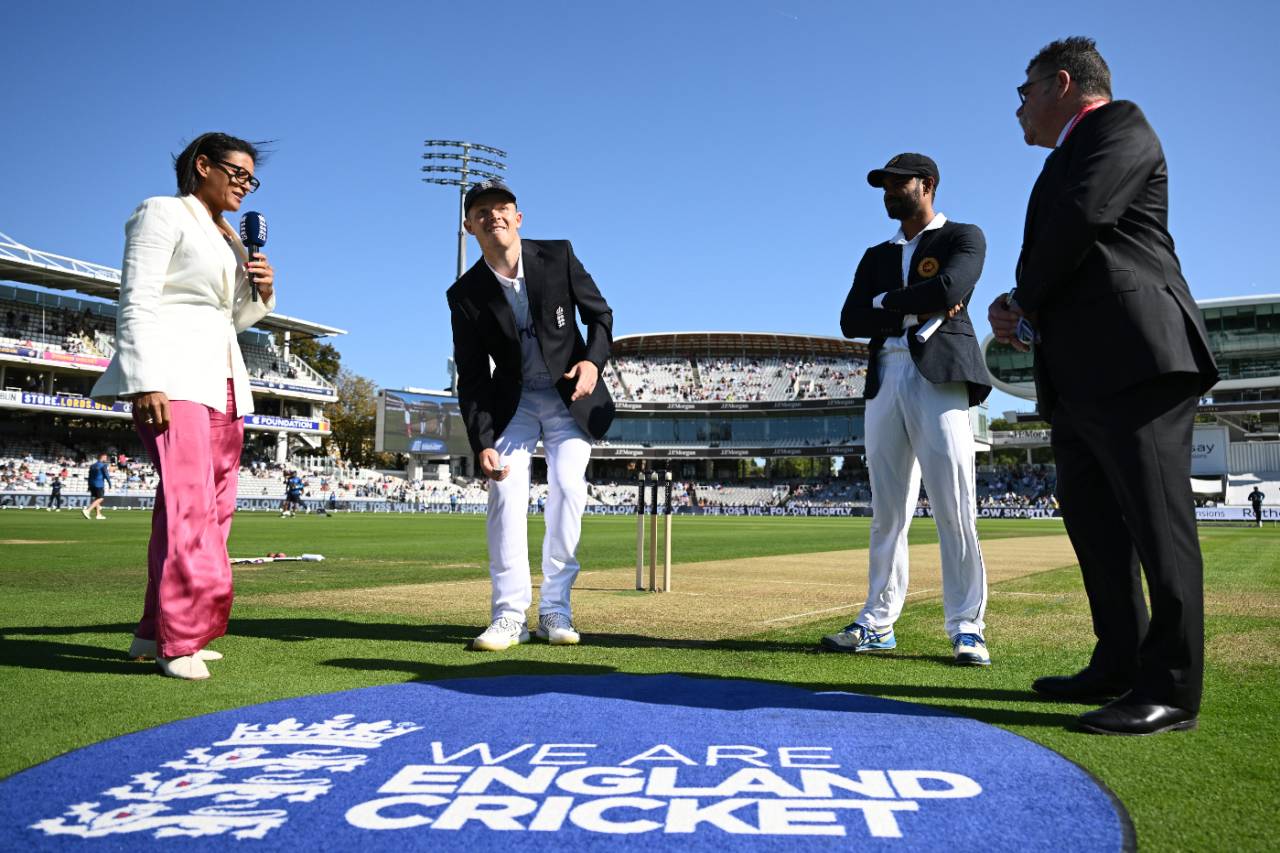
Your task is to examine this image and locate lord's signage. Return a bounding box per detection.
[0,391,328,433]
[0,675,1131,851]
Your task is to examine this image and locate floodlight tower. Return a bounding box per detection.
[421,140,509,280]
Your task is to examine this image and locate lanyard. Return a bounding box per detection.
[1061,101,1107,143]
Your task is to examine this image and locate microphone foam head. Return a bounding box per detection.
[239,211,268,247]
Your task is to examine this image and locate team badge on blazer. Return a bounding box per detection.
[917,257,940,278]
[555,306,567,328]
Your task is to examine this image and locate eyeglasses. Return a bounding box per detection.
[213,159,260,192]
[1017,73,1058,105]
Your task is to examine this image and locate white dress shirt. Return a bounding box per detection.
[486,252,553,389]
[872,212,947,353]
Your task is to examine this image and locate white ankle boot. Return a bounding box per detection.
[156,655,210,680]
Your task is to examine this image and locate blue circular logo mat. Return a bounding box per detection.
[0,674,1131,850]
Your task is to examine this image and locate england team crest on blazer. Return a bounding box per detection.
[917,257,940,278]
[555,306,566,328]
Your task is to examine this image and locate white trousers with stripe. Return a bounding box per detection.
[487,386,592,623]
[859,350,988,638]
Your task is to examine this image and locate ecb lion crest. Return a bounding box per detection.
[32,715,421,840]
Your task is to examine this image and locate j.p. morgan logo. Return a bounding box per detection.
[346,742,979,838]
[6,676,1130,850]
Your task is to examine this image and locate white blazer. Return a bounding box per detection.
[91,194,275,414]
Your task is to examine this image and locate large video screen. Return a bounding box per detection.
[376,389,471,456]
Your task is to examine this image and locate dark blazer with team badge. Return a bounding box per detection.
[1015,100,1217,419]
[840,219,992,407]
[446,239,615,456]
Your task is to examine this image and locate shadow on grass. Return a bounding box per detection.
[0,633,153,676]
[2,618,1080,730]
[316,658,1079,729]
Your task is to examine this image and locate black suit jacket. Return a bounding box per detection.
[841,219,993,407]
[446,239,615,456]
[1015,100,1217,418]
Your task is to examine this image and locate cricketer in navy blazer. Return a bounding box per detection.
[447,238,615,459]
[840,219,992,407]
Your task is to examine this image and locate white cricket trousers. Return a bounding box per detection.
[860,350,987,638]
[487,386,593,623]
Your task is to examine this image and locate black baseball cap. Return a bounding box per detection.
[867,153,940,188]
[464,179,516,214]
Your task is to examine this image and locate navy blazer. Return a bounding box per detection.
[1015,100,1217,418]
[447,239,615,456]
[841,219,993,407]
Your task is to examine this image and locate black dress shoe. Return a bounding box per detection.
[1077,699,1197,736]
[1032,671,1130,702]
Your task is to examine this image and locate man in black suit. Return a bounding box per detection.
[446,179,615,651]
[829,153,995,666]
[990,37,1218,734]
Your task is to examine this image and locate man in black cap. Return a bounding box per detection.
[828,154,994,665]
[990,37,1217,735]
[446,179,615,651]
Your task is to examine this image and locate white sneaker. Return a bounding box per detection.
[156,655,211,680]
[472,617,529,651]
[81,508,91,519]
[95,514,106,520]
[952,633,992,666]
[129,636,222,661]
[536,613,581,645]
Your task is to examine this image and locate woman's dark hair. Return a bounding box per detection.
[173,132,267,195]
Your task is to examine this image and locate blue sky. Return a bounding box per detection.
[2,0,1275,417]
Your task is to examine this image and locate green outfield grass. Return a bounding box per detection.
[1,511,1277,850]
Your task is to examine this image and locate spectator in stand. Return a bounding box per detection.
[88,131,276,681]
[83,453,112,520]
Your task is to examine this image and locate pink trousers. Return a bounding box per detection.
[135,380,243,657]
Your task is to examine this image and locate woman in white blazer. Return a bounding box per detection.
[91,132,276,680]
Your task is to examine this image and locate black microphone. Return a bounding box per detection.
[239,211,268,302]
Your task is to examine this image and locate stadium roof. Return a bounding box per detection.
[1195,294,1280,309]
[613,331,869,359]
[0,230,346,338]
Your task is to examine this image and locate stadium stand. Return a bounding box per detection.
[2,288,334,398]
[610,356,699,401]
[1,293,114,359]
[239,332,335,393]
[976,464,1057,507]
[1227,474,1280,506]
[603,344,868,403]
[0,443,158,496]
[785,479,873,506]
